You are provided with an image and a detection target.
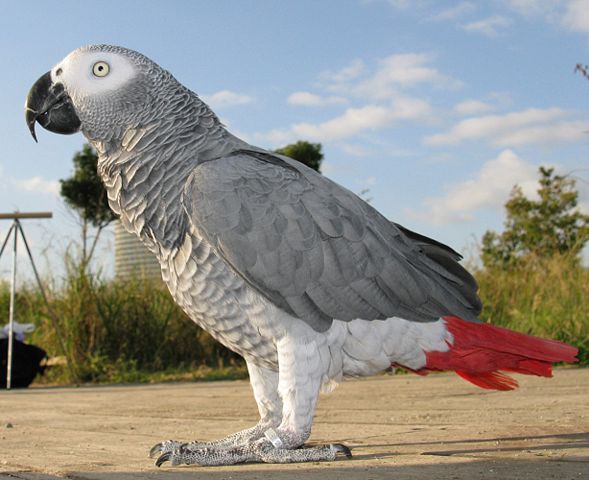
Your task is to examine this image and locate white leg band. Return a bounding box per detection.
[264,428,284,449]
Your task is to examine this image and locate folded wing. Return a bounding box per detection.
[182,149,482,332]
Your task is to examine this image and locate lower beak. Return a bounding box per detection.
[25,71,81,142]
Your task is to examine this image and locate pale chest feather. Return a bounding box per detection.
[97,145,279,365]
[160,229,280,366]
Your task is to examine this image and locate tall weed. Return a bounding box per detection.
[0,267,243,384]
[475,253,589,364]
[1,251,586,385]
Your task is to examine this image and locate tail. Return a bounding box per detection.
[420,316,578,391]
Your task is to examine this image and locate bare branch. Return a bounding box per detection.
[575,63,589,81]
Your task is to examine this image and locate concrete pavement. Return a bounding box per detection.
[1,368,588,479]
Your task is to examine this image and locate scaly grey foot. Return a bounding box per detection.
[155,439,352,466]
[149,422,278,458]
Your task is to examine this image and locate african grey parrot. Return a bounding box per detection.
[25,45,578,467]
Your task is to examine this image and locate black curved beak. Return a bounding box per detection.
[25,71,81,142]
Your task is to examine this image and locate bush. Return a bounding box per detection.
[0,269,244,384]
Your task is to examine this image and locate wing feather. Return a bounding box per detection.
[182,149,481,332]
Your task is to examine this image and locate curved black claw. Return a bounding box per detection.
[155,452,172,467]
[149,440,184,458]
[332,443,353,459]
[149,442,164,458]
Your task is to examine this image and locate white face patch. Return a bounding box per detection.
[52,49,137,101]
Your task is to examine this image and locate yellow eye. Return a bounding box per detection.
[92,61,110,77]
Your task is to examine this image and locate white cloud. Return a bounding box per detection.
[14,176,60,195]
[463,15,512,36]
[424,107,589,146]
[320,59,365,84]
[352,53,462,100]
[562,0,589,34]
[428,2,475,21]
[454,99,494,115]
[201,90,254,108]
[505,1,589,36]
[257,128,298,147]
[291,105,399,141]
[287,91,348,107]
[255,52,455,145]
[494,120,589,145]
[257,96,433,146]
[295,97,432,142]
[412,149,539,224]
[321,53,462,102]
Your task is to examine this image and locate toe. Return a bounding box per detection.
[331,443,352,459]
[149,440,183,458]
[155,452,172,467]
[149,442,164,458]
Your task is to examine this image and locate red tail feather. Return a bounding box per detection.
[422,316,578,391]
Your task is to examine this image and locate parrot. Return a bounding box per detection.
[25,45,578,467]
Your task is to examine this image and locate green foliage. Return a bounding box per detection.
[60,144,115,228]
[1,249,586,385]
[475,252,589,365]
[60,144,117,268]
[275,140,323,172]
[0,270,244,384]
[482,167,589,269]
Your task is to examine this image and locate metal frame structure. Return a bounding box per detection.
[0,212,52,389]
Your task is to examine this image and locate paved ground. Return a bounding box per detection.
[0,368,587,480]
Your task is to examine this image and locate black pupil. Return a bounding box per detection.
[98,65,103,71]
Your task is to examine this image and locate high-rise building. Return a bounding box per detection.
[114,221,161,280]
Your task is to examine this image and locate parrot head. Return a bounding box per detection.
[25,45,178,143]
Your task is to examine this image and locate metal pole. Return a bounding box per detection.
[16,221,76,381]
[0,223,16,260]
[7,219,18,390]
[0,212,54,388]
[0,212,52,220]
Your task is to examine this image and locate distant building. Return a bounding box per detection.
[114,221,161,280]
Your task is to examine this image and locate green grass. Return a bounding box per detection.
[35,362,248,386]
[0,268,244,385]
[474,253,589,365]
[1,252,586,387]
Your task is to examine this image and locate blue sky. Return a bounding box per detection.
[1,0,589,279]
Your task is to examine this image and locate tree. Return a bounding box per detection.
[575,63,589,81]
[275,140,323,173]
[60,144,116,269]
[482,167,589,269]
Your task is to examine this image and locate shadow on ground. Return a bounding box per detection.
[3,456,589,480]
[352,431,589,456]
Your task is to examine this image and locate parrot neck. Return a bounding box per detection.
[92,100,248,255]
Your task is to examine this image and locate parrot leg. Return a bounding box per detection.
[150,362,282,456]
[153,336,352,466]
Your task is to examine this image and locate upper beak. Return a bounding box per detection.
[25,71,81,142]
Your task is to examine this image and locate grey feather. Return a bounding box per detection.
[182,149,481,332]
[28,45,496,465]
[39,44,481,332]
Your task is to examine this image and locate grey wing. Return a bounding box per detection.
[182,149,481,332]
